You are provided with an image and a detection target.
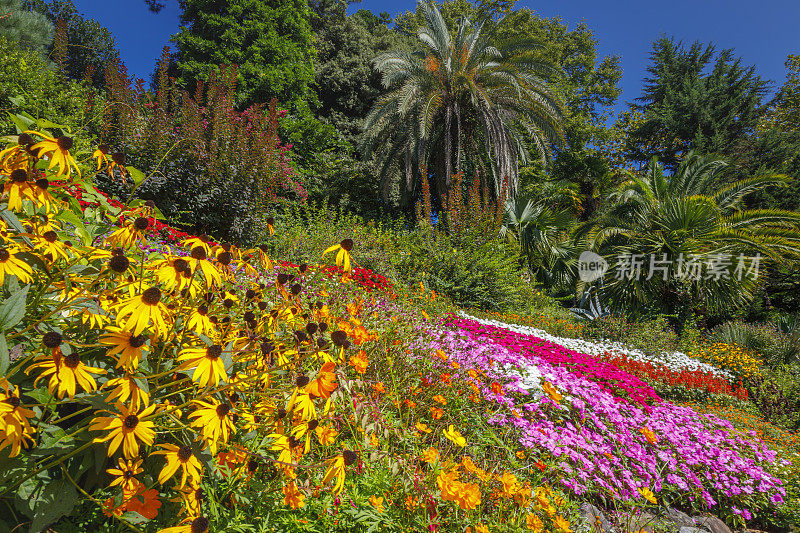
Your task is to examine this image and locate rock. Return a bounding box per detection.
[667,508,697,528]
[580,503,615,533]
[620,511,657,533]
[691,516,732,533]
[679,528,707,533]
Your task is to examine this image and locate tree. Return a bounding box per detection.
[172,0,315,108]
[361,0,564,211]
[0,0,52,54]
[24,0,119,87]
[582,153,800,326]
[624,37,769,171]
[310,0,405,146]
[761,54,800,134]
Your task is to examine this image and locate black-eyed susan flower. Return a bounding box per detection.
[266,217,275,236]
[28,131,80,178]
[322,239,354,272]
[177,344,228,388]
[256,244,274,271]
[183,234,212,255]
[32,230,71,261]
[322,450,357,494]
[152,443,203,488]
[90,401,158,458]
[106,217,149,249]
[31,178,59,213]
[157,516,210,533]
[116,286,169,336]
[0,133,34,173]
[0,246,33,284]
[170,482,203,519]
[0,387,36,457]
[92,144,111,170]
[153,256,195,293]
[106,457,144,494]
[188,399,235,454]
[108,152,127,178]
[3,169,35,211]
[27,351,105,399]
[186,246,222,287]
[268,433,293,465]
[186,304,214,336]
[103,374,149,410]
[100,327,150,371]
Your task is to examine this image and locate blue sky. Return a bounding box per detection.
[73,0,798,118]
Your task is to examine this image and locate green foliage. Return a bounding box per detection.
[761,54,800,134]
[361,0,564,209]
[0,37,100,136]
[0,0,53,54]
[582,315,680,356]
[24,0,119,87]
[582,152,800,324]
[625,37,769,171]
[172,0,316,108]
[710,320,800,367]
[746,363,800,431]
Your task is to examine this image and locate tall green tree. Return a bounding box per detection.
[624,37,769,171]
[361,0,564,210]
[24,0,119,87]
[310,0,404,146]
[172,0,315,108]
[0,0,52,54]
[761,54,800,134]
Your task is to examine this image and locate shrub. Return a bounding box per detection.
[711,320,800,367]
[582,315,680,356]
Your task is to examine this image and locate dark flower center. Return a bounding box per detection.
[178,445,193,462]
[43,231,58,243]
[35,178,49,190]
[245,289,256,299]
[305,322,318,335]
[98,144,110,154]
[331,330,348,346]
[63,353,80,368]
[308,419,319,431]
[128,334,147,348]
[191,516,209,533]
[191,246,207,260]
[56,136,73,151]
[0,249,9,262]
[266,217,275,226]
[217,251,232,266]
[243,311,255,322]
[173,258,189,273]
[10,169,28,183]
[43,331,63,348]
[277,273,289,286]
[215,403,230,417]
[5,396,20,409]
[124,414,139,428]
[112,152,126,165]
[223,298,234,308]
[133,217,149,231]
[340,239,353,251]
[343,450,358,466]
[319,322,328,333]
[257,301,267,311]
[142,287,162,305]
[260,341,274,355]
[290,283,302,296]
[258,244,269,253]
[276,408,287,419]
[109,254,130,273]
[18,133,34,146]
[197,304,208,316]
[299,264,308,273]
[206,345,222,359]
[295,375,309,387]
[247,459,259,472]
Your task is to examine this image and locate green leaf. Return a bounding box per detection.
[28,478,78,532]
[126,166,147,186]
[0,334,8,375]
[0,285,29,331]
[6,112,33,133]
[0,209,33,247]
[8,95,24,107]
[35,118,66,131]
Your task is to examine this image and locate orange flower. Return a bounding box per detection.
[432,395,447,405]
[371,382,385,394]
[126,482,162,519]
[431,407,444,420]
[490,382,503,395]
[349,350,369,374]
[542,382,562,404]
[639,427,658,445]
[306,362,337,399]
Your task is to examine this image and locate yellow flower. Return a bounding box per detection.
[3,169,35,211]
[177,344,228,388]
[640,487,657,504]
[525,514,544,532]
[100,327,150,371]
[415,422,432,434]
[32,230,71,261]
[0,245,33,284]
[106,457,144,494]
[92,144,110,170]
[157,517,209,533]
[639,426,658,445]
[90,402,157,459]
[322,450,357,494]
[27,131,80,177]
[27,351,105,399]
[186,304,215,336]
[315,424,338,446]
[421,447,440,463]
[542,381,562,404]
[103,375,149,410]
[443,425,466,447]
[0,387,36,457]
[153,255,196,294]
[186,246,222,287]
[369,495,385,512]
[322,239,354,273]
[116,286,170,336]
[553,516,572,533]
[152,443,203,488]
[282,482,305,509]
[188,399,236,454]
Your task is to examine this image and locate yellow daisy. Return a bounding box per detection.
[106,457,144,494]
[100,327,150,371]
[116,286,170,336]
[90,402,158,458]
[188,398,236,454]
[152,443,203,488]
[0,245,33,284]
[26,351,105,399]
[177,344,228,388]
[27,131,80,178]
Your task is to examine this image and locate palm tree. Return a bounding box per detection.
[500,195,583,291]
[581,152,800,322]
[360,0,563,208]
